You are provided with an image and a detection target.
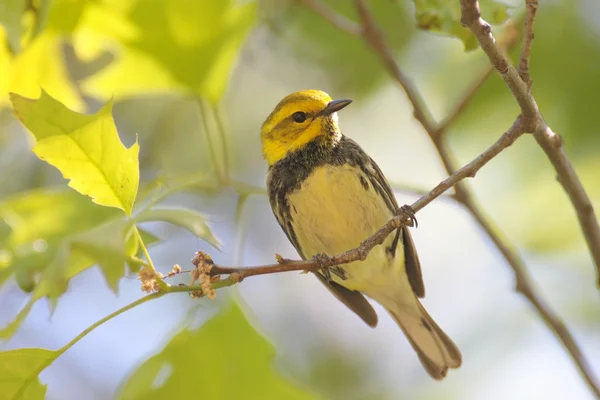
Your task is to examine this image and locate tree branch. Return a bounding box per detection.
[299,0,600,396]
[518,0,538,88]
[459,0,600,287]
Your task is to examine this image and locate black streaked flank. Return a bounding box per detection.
[359,175,369,190]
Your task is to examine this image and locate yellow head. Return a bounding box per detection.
[261,90,352,166]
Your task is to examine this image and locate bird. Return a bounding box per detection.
[261,89,461,379]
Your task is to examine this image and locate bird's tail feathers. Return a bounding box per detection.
[388,300,461,380]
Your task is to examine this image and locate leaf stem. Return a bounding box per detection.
[11,293,164,400]
[133,225,168,290]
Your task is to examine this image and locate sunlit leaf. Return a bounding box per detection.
[135,208,219,249]
[0,33,83,109]
[117,302,318,400]
[81,0,257,103]
[10,90,140,216]
[0,348,56,400]
[0,0,89,107]
[413,0,510,50]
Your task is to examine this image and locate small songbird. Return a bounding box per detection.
[261,90,461,379]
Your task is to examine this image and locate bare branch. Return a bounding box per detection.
[459,0,600,287]
[300,0,600,396]
[459,0,539,121]
[533,125,600,289]
[390,182,457,200]
[518,0,538,88]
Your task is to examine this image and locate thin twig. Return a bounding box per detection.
[390,182,457,200]
[301,0,600,396]
[518,0,538,88]
[459,0,600,287]
[459,0,539,121]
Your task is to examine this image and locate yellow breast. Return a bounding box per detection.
[286,163,404,292]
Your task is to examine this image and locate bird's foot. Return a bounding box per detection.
[313,253,347,281]
[399,204,418,228]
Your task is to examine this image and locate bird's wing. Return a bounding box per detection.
[269,193,380,327]
[314,272,378,327]
[355,140,425,298]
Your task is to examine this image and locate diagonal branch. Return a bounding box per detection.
[300,0,600,396]
[460,0,600,289]
[517,0,538,88]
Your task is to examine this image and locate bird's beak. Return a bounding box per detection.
[320,99,352,116]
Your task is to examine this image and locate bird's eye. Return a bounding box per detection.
[292,111,307,123]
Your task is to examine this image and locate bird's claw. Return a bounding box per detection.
[400,204,418,228]
[313,253,347,282]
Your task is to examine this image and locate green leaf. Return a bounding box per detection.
[135,208,220,249]
[0,188,132,338]
[0,348,56,400]
[117,302,318,400]
[413,0,509,50]
[10,90,140,216]
[0,0,27,53]
[70,218,134,292]
[81,0,257,103]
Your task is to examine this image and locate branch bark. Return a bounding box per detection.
[518,0,538,88]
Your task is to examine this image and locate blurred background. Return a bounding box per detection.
[1,0,599,399]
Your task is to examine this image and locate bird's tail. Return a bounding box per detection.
[388,300,462,380]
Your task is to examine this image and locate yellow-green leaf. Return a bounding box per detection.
[0,31,83,109]
[10,90,140,216]
[0,188,128,339]
[117,302,318,400]
[0,348,56,400]
[70,218,134,292]
[80,0,257,103]
[413,0,510,50]
[135,208,220,249]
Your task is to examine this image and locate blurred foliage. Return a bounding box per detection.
[80,0,257,103]
[0,0,599,399]
[117,302,318,400]
[413,0,510,50]
[259,0,414,97]
[298,347,389,400]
